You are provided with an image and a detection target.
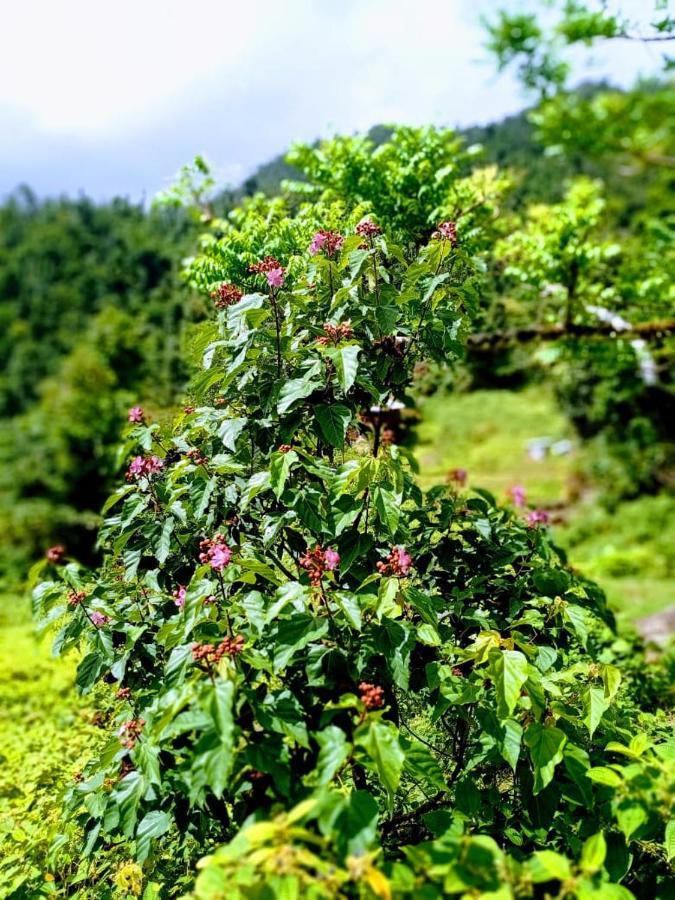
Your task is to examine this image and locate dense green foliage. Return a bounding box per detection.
[30,126,674,899]
[0,194,199,580]
[1,5,673,896]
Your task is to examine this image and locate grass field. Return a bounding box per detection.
[0,598,101,893]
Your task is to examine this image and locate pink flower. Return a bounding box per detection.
[309,230,344,257]
[310,232,327,254]
[128,406,144,424]
[525,509,550,528]
[173,585,187,608]
[199,533,232,571]
[448,468,468,486]
[299,546,339,586]
[266,267,285,288]
[432,221,458,245]
[324,549,340,571]
[90,611,110,627]
[508,485,527,507]
[356,220,381,238]
[46,545,66,564]
[126,455,164,481]
[377,546,412,578]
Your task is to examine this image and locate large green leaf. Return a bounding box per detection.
[355,720,404,799]
[324,344,360,394]
[270,449,298,498]
[489,649,528,719]
[582,685,610,737]
[314,404,351,447]
[135,810,171,863]
[219,417,248,451]
[315,726,351,785]
[278,365,321,414]
[525,723,567,794]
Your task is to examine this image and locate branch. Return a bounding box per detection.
[467,318,675,353]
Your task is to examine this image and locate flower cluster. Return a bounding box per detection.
[249,256,285,288]
[299,546,340,586]
[355,220,381,238]
[316,322,353,346]
[126,455,164,481]
[173,585,187,608]
[192,635,245,663]
[119,718,145,750]
[507,485,527,507]
[186,448,208,466]
[183,405,195,414]
[67,590,86,606]
[199,533,232,571]
[90,611,110,627]
[525,509,550,528]
[210,282,243,309]
[116,686,132,701]
[127,406,144,424]
[432,220,457,245]
[448,467,468,486]
[278,443,293,454]
[359,682,385,710]
[309,230,344,257]
[46,545,65,564]
[376,546,413,577]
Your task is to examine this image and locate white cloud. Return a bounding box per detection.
[0,0,667,198]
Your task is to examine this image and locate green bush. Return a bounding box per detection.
[32,130,674,898]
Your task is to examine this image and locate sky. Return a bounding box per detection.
[0,0,666,202]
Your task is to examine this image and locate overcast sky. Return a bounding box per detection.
[0,0,666,202]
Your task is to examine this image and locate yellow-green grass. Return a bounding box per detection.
[0,597,101,893]
[414,385,575,504]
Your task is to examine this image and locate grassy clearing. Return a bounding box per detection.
[0,596,101,894]
[415,386,675,622]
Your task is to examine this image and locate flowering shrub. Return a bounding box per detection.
[33,130,673,897]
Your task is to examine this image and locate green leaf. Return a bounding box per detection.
[156,516,174,565]
[489,649,528,719]
[582,685,610,737]
[665,819,675,861]
[356,720,404,800]
[324,344,361,394]
[135,810,171,863]
[334,591,362,630]
[240,471,271,511]
[315,726,351,785]
[601,664,621,700]
[500,718,523,772]
[76,651,105,694]
[564,604,588,647]
[373,485,401,535]
[270,449,298,499]
[587,766,622,788]
[529,850,571,883]
[219,417,248,451]
[278,365,321,414]
[580,831,606,874]
[314,404,351,447]
[525,723,567,794]
[616,802,647,840]
[272,615,328,671]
